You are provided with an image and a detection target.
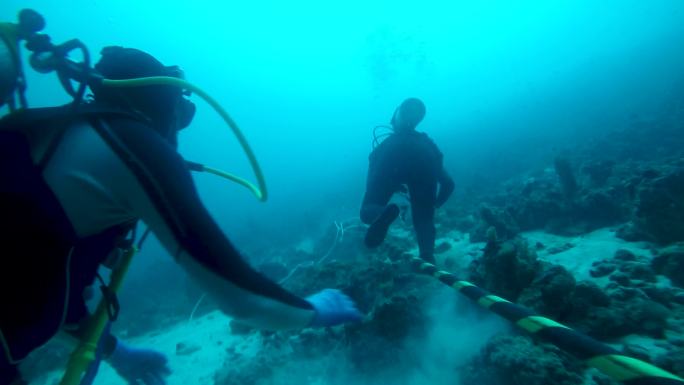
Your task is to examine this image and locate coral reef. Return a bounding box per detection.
[460,334,586,385]
[471,205,520,242]
[518,263,576,320]
[555,156,579,200]
[630,168,684,244]
[582,160,615,187]
[652,243,684,288]
[215,255,437,385]
[462,159,630,240]
[466,237,679,345]
[469,237,539,301]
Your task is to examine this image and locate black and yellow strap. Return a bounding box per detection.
[411,257,684,385]
[60,247,137,385]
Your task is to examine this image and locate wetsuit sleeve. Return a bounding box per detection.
[436,167,455,208]
[365,146,386,190]
[93,118,315,330]
[424,135,453,208]
[367,148,379,180]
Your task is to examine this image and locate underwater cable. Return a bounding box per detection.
[410,256,684,385]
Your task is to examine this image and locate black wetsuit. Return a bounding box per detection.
[360,130,454,261]
[0,106,315,383]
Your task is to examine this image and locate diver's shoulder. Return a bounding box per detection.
[413,130,432,139]
[413,130,438,145]
[415,130,443,154]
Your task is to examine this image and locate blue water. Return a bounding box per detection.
[3,2,683,246]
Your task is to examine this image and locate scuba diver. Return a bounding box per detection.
[360,98,455,264]
[0,11,361,385]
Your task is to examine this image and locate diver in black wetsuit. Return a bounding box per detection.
[361,98,455,264]
[0,47,362,385]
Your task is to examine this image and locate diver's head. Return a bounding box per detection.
[391,98,426,132]
[91,46,195,143]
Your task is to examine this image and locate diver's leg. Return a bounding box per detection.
[409,181,437,263]
[360,194,394,225]
[360,178,400,248]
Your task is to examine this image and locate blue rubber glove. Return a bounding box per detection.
[108,340,171,385]
[306,289,363,327]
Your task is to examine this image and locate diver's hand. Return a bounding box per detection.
[108,340,171,385]
[306,289,363,327]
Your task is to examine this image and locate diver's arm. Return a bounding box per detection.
[435,167,454,208]
[95,118,317,330]
[430,137,454,208]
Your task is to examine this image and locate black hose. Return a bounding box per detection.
[71,39,90,107]
[372,125,393,149]
[136,228,151,250]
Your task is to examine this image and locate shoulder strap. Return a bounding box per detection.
[0,104,149,169]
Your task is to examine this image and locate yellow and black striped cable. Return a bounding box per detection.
[411,257,684,385]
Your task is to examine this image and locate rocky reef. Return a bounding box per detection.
[460,334,591,385]
[455,111,684,246]
[214,225,447,385]
[619,166,684,244]
[210,220,684,385]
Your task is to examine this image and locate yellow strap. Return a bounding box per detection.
[477,295,510,308]
[452,280,474,290]
[516,316,570,334]
[434,270,451,279]
[588,355,684,382]
[60,247,137,385]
